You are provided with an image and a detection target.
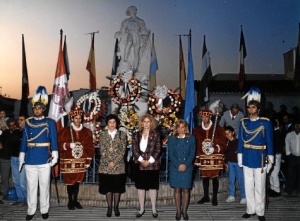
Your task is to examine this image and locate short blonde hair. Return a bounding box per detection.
[173,119,190,137]
[138,114,158,131]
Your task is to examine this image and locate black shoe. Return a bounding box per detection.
[152,212,158,218]
[182,211,189,220]
[175,212,181,221]
[106,208,112,217]
[269,189,281,197]
[136,210,145,218]
[114,207,120,217]
[212,198,218,206]
[197,196,210,204]
[42,213,49,220]
[67,202,75,210]
[0,200,4,204]
[242,213,256,219]
[258,216,265,221]
[26,215,34,220]
[74,201,83,209]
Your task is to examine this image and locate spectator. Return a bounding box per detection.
[0,110,8,133]
[219,103,244,138]
[0,118,19,203]
[284,119,300,196]
[8,117,27,206]
[224,126,246,204]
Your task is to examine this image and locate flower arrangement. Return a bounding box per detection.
[76,92,105,124]
[119,107,139,144]
[109,72,142,106]
[92,121,102,145]
[148,86,182,131]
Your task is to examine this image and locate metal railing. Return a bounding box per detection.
[58,145,227,184]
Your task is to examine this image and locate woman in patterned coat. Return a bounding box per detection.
[98,114,127,217]
[58,108,94,210]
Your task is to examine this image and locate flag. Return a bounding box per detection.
[149,33,158,91]
[184,30,195,133]
[179,36,186,98]
[48,30,69,132]
[86,33,96,90]
[111,39,120,76]
[294,23,300,88]
[199,35,213,107]
[63,35,70,80]
[239,26,247,90]
[19,34,29,117]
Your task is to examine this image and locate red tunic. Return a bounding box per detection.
[193,123,226,178]
[58,125,95,185]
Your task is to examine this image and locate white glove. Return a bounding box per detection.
[85,164,90,168]
[70,143,76,149]
[238,153,243,167]
[266,155,274,173]
[19,152,25,172]
[50,151,58,166]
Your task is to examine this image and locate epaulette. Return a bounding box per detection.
[260,117,270,121]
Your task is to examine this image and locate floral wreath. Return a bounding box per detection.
[76,92,105,123]
[148,85,182,131]
[110,73,142,106]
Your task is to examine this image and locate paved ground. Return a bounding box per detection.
[0,193,299,221]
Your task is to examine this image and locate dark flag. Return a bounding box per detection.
[63,35,70,80]
[294,23,300,88]
[239,26,247,90]
[19,34,29,117]
[199,35,213,107]
[111,39,120,76]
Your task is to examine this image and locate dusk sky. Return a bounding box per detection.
[0,0,299,99]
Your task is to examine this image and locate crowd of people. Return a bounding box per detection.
[0,86,300,221]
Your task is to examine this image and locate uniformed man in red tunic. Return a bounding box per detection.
[193,109,226,206]
[58,107,95,210]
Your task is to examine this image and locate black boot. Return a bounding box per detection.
[212,178,219,206]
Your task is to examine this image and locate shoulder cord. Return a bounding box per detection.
[241,120,264,144]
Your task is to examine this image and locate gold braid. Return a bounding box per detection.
[25,117,49,142]
[241,120,264,144]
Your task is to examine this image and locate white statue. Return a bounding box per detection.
[115,6,151,73]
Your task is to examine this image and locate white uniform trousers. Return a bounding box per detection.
[243,166,266,216]
[269,153,281,193]
[25,163,51,215]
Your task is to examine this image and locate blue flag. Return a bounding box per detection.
[184,33,195,133]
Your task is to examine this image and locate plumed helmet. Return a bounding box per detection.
[241,87,261,105]
[31,86,48,108]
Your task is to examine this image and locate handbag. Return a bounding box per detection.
[128,156,140,181]
[7,187,17,201]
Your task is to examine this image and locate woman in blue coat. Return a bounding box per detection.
[168,119,196,221]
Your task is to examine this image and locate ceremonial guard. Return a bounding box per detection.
[58,107,94,210]
[238,87,274,221]
[193,100,226,206]
[19,86,58,220]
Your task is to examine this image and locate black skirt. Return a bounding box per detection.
[134,170,159,190]
[98,173,126,194]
